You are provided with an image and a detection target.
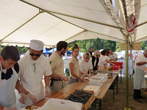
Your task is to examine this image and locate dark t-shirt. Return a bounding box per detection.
[92,56,99,70]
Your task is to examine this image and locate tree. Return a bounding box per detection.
[141,41,147,49]
[68,38,117,52]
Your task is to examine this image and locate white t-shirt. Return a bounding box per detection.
[79,60,92,74]
[98,55,109,67]
[19,53,52,100]
[135,54,147,70]
[109,53,117,60]
[0,64,18,107]
[69,56,80,78]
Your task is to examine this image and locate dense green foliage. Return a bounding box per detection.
[69,39,147,52]
[68,38,117,52]
[141,41,147,50]
[0,39,146,54]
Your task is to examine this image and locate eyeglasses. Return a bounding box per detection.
[30,53,41,57]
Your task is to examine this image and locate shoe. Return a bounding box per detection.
[133,89,139,99]
[134,98,144,103]
[138,90,145,99]
[139,96,146,99]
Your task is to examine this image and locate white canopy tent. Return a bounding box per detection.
[1,11,83,47]
[0,0,84,47]
[20,0,147,43]
[0,0,126,47]
[66,30,124,43]
[1,0,147,109]
[0,0,147,47]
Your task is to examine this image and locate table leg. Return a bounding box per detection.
[99,99,102,110]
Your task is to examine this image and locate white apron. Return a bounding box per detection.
[133,68,145,89]
[0,69,18,107]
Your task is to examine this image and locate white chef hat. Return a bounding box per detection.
[29,40,44,51]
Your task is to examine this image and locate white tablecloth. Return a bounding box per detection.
[20,98,82,110]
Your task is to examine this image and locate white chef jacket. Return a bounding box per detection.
[19,52,52,102]
[134,54,147,89]
[135,54,147,70]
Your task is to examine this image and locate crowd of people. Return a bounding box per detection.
[0,39,146,110]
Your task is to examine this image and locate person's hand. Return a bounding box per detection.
[19,94,26,104]
[84,76,89,81]
[0,106,4,110]
[79,77,84,82]
[142,62,147,65]
[19,93,37,104]
[3,107,17,110]
[61,76,68,81]
[45,87,51,97]
[144,67,147,72]
[27,93,38,104]
[142,61,147,64]
[84,74,89,77]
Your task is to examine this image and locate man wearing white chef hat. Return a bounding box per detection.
[18,40,52,106]
[29,40,44,52]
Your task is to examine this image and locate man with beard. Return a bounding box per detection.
[49,41,68,91]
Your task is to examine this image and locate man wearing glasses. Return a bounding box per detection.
[18,40,52,106]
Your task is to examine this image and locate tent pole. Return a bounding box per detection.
[65,30,125,42]
[49,13,122,29]
[129,46,133,76]
[0,11,42,44]
[124,35,131,110]
[20,0,123,30]
[136,21,147,28]
[124,37,132,110]
[1,41,52,47]
[65,30,86,41]
[48,12,88,30]
[121,0,132,109]
[137,35,147,41]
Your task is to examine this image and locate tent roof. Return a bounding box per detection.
[66,31,125,43]
[0,0,147,46]
[0,0,83,47]
[3,12,83,46]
